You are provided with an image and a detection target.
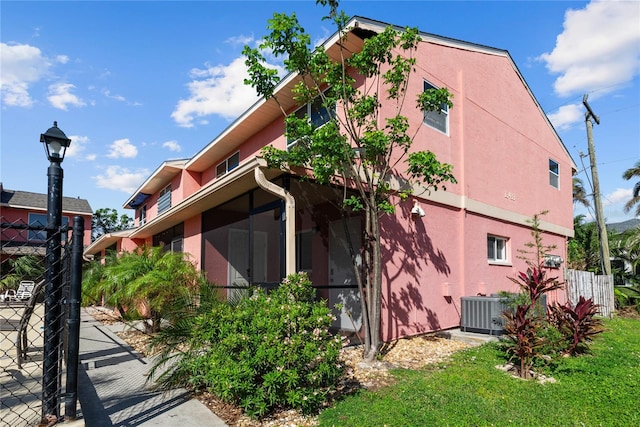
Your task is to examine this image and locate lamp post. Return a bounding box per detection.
[40,121,71,422]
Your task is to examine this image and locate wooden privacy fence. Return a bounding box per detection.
[565,269,614,318]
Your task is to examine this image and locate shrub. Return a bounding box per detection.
[548,296,604,355]
[502,304,544,378]
[149,272,345,418]
[502,265,564,378]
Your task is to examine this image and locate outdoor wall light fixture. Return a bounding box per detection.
[411,200,425,217]
[40,121,71,163]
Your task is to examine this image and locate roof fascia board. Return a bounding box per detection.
[123,159,188,209]
[184,17,368,172]
[0,204,91,216]
[130,157,267,239]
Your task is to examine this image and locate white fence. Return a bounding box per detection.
[565,269,614,318]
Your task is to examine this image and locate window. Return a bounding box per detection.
[287,94,332,151]
[296,230,313,272]
[423,80,449,134]
[158,184,172,214]
[549,159,559,189]
[153,223,184,252]
[28,213,69,241]
[487,235,508,263]
[216,152,240,178]
[139,205,147,226]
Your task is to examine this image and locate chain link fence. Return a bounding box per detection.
[1,217,81,426]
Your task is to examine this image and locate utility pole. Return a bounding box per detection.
[583,94,611,276]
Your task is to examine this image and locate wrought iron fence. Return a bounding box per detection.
[1,216,83,426]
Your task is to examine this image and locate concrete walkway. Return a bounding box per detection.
[76,308,227,426]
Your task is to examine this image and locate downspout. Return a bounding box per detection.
[254,164,296,276]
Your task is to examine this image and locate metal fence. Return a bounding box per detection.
[565,268,615,318]
[1,216,83,426]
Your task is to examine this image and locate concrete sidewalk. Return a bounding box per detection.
[76,308,227,426]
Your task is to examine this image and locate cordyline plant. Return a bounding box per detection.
[508,266,564,308]
[502,304,544,379]
[243,0,456,361]
[503,266,563,378]
[548,296,604,355]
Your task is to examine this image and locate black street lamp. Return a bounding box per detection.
[40,121,71,423]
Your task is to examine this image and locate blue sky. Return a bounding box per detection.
[1,0,639,224]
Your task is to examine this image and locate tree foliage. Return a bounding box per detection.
[91,207,134,242]
[243,0,456,361]
[622,161,640,217]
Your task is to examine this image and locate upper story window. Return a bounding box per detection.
[423,80,449,134]
[549,159,559,189]
[139,205,147,226]
[287,94,333,151]
[158,184,172,214]
[487,235,508,263]
[216,152,240,178]
[28,213,69,241]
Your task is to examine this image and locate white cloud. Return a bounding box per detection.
[162,140,181,152]
[93,165,149,194]
[603,187,633,207]
[225,35,254,47]
[0,42,51,107]
[547,102,584,131]
[172,56,263,127]
[102,89,126,102]
[47,82,86,110]
[107,138,138,159]
[539,0,640,97]
[65,135,96,160]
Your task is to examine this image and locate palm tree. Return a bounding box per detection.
[572,177,590,208]
[83,246,203,333]
[623,161,640,217]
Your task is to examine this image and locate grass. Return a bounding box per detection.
[318,316,640,427]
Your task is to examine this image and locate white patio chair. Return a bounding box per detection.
[15,281,36,301]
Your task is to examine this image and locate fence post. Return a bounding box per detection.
[42,161,64,423]
[65,216,84,420]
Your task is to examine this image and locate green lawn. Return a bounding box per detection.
[319,317,640,427]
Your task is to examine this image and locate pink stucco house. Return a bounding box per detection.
[84,17,575,341]
[1,183,93,259]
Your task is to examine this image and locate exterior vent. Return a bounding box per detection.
[460,296,509,335]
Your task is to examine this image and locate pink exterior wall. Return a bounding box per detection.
[1,206,92,247]
[183,215,202,269]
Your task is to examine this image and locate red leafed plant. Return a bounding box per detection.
[508,266,564,307]
[503,304,544,379]
[548,296,604,355]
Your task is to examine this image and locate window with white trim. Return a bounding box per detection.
[287,94,333,151]
[423,80,449,134]
[216,152,240,178]
[549,159,559,189]
[487,235,508,263]
[158,184,172,214]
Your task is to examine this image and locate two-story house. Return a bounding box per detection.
[1,183,93,260]
[84,16,575,341]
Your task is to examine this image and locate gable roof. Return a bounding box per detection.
[183,16,575,176]
[1,186,92,214]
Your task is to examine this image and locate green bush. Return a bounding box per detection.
[150,272,345,418]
